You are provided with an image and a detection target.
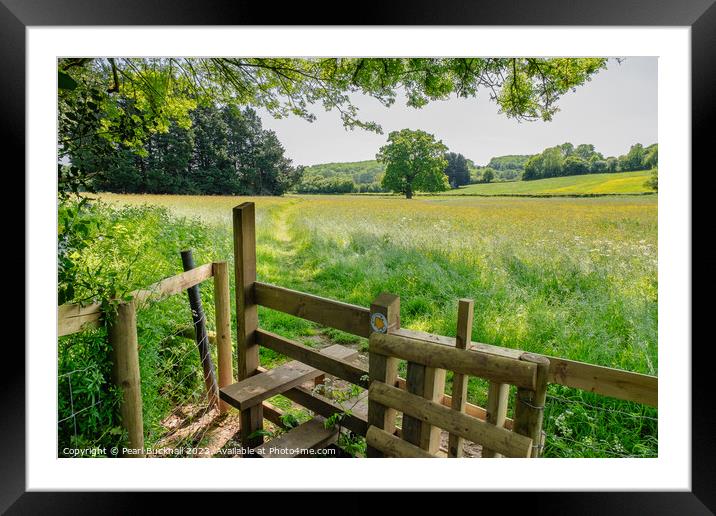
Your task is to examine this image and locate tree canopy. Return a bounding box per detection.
[58,57,608,197]
[376,129,449,198]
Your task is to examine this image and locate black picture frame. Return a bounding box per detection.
[7,0,714,512]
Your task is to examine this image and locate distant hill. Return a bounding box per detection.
[304,160,385,184]
[473,154,533,181]
[440,170,655,196]
[304,158,481,186]
[486,154,532,171]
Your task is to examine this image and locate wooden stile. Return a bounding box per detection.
[366,293,400,458]
[233,202,263,448]
[107,301,144,457]
[448,298,474,457]
[213,261,233,413]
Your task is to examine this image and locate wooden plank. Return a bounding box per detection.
[221,360,320,411]
[370,333,537,389]
[402,362,425,447]
[366,425,436,458]
[513,353,550,458]
[213,261,233,413]
[221,344,356,411]
[547,356,657,407]
[481,382,510,458]
[254,281,372,338]
[107,301,144,457]
[58,311,102,337]
[401,362,445,453]
[370,381,532,458]
[233,202,263,448]
[419,366,445,452]
[393,327,657,407]
[366,293,400,458]
[254,417,338,458]
[255,329,368,387]
[58,302,99,320]
[448,299,474,457]
[132,262,214,306]
[393,327,523,359]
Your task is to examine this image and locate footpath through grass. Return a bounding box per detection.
[89,193,658,457]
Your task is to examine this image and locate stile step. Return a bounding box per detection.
[219,344,357,411]
[253,416,338,458]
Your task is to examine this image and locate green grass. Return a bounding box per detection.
[73,192,657,457]
[445,170,655,196]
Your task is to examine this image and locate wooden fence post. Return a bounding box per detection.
[367,293,400,458]
[108,301,145,457]
[513,352,550,457]
[213,261,233,414]
[233,202,263,451]
[448,298,474,457]
[181,249,219,409]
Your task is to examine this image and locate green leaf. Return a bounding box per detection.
[58,71,78,91]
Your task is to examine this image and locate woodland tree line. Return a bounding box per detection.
[67,104,303,196]
[523,142,657,180]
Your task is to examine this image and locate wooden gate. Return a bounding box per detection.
[366,330,549,458]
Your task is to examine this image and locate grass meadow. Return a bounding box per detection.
[70,192,658,457]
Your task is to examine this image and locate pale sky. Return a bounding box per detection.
[256,57,657,167]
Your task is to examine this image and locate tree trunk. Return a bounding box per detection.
[405,185,413,199]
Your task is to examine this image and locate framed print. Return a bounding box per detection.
[7,0,714,512]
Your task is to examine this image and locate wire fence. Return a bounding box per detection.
[140,305,229,458]
[542,387,658,458]
[57,357,122,456]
